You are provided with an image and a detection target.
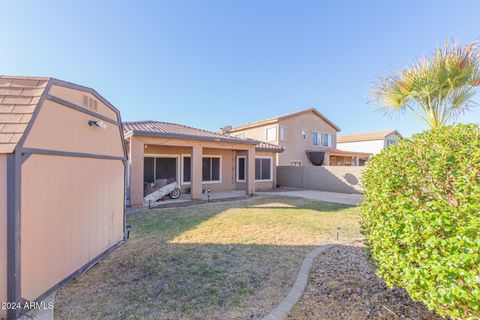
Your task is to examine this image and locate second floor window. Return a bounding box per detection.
[313,132,333,147]
[266,127,276,142]
[280,127,287,141]
[301,129,307,140]
[322,134,333,147]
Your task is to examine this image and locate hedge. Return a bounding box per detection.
[361,124,480,319]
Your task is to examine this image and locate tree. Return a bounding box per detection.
[371,41,480,128]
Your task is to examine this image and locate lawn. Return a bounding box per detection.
[55,195,361,320]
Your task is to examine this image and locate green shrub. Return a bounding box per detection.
[361,124,480,319]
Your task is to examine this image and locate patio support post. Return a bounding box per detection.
[191,145,203,200]
[129,137,145,207]
[323,152,330,166]
[246,147,255,196]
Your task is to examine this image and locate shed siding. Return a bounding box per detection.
[23,100,124,157]
[20,155,124,300]
[48,85,118,121]
[0,155,7,319]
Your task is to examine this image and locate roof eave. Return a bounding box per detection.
[127,130,258,145]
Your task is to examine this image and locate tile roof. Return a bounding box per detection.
[327,148,372,157]
[0,76,50,153]
[250,140,284,152]
[337,130,402,143]
[123,121,284,152]
[229,108,341,132]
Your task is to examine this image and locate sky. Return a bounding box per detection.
[1,1,480,137]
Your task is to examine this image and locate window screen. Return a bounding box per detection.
[255,157,272,180]
[312,132,320,146]
[266,127,276,141]
[155,158,177,181]
[237,157,246,181]
[144,157,155,183]
[203,157,220,181]
[183,156,191,183]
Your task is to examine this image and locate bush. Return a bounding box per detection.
[361,124,480,319]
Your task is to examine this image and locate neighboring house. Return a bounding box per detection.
[123,121,283,207]
[337,130,402,156]
[226,108,371,167]
[0,76,126,319]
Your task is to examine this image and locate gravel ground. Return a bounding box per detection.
[288,242,443,320]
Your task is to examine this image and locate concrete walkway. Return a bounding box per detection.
[257,189,363,206]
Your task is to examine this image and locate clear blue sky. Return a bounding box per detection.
[1,1,479,137]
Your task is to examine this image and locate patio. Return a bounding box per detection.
[144,190,249,208]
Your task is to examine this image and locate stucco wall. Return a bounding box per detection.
[337,139,384,155]
[277,112,338,166]
[277,165,364,194]
[133,143,278,204]
[232,124,279,144]
[230,111,339,166]
[0,154,7,319]
[236,151,277,191]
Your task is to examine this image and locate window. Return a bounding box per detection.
[386,139,396,147]
[312,132,320,146]
[322,134,333,147]
[236,156,246,182]
[255,157,272,181]
[301,129,307,140]
[182,156,191,183]
[182,155,221,183]
[266,127,277,142]
[291,161,302,166]
[234,132,244,139]
[144,156,178,184]
[202,156,221,182]
[313,132,333,147]
[280,127,287,141]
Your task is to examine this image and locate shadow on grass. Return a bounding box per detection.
[55,196,360,320]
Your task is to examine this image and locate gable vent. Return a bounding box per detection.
[83,95,99,112]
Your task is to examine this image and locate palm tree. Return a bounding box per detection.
[371,41,480,128]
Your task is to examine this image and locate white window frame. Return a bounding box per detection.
[234,132,245,139]
[144,154,181,184]
[181,154,222,184]
[266,126,277,142]
[322,133,333,147]
[181,154,192,185]
[312,132,333,147]
[255,155,273,182]
[279,127,287,141]
[236,155,246,182]
[312,131,321,147]
[301,129,307,140]
[290,160,302,166]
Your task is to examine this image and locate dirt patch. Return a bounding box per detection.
[288,242,442,320]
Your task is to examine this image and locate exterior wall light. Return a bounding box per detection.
[88,120,107,129]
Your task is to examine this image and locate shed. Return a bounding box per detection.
[0,76,127,319]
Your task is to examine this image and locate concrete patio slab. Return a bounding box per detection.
[257,189,363,206]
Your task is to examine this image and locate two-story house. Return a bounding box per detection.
[337,130,402,155]
[226,108,371,166]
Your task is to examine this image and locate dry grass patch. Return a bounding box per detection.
[55,195,360,320]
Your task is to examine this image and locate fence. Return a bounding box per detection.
[277,165,364,194]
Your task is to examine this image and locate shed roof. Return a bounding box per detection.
[0,76,50,153]
[123,120,284,152]
[229,108,341,132]
[337,130,402,143]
